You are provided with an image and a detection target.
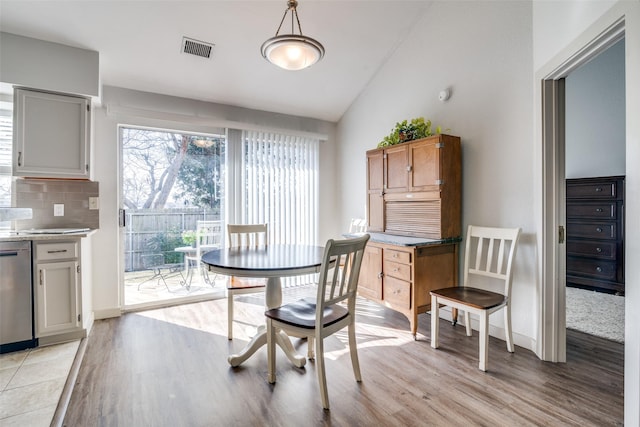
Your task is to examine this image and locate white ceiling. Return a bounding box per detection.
[0,1,432,122]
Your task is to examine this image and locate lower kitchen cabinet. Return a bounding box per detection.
[358,237,459,338]
[34,240,82,338]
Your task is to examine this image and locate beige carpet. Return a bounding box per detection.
[566,286,625,343]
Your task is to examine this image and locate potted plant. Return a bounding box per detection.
[377,117,445,148]
[181,230,197,247]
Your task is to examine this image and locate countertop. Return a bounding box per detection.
[0,229,96,242]
[345,232,461,247]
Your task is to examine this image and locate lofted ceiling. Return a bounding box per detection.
[0,1,432,122]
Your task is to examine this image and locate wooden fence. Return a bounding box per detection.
[125,208,220,271]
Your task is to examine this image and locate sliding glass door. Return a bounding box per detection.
[120,126,225,309]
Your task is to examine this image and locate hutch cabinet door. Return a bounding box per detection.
[408,139,441,192]
[384,144,409,193]
[367,150,385,232]
[358,245,383,300]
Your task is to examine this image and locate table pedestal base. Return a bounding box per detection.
[227,276,306,368]
[227,326,307,368]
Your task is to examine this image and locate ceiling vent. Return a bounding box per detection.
[181,37,214,59]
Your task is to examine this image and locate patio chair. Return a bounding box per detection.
[138,253,185,291]
[184,220,223,287]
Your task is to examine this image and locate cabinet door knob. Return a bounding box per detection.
[595,187,603,192]
[596,208,603,213]
[596,266,602,272]
[596,227,603,233]
[596,247,602,253]
[377,272,383,279]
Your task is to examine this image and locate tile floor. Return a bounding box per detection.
[0,340,79,427]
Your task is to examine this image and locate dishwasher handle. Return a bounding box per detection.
[0,251,20,257]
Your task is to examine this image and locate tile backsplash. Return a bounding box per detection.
[14,179,99,230]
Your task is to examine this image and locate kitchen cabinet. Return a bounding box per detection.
[34,240,82,338]
[358,237,459,338]
[566,176,625,295]
[366,134,461,239]
[13,88,91,179]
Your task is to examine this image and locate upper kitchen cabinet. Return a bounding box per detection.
[13,88,91,179]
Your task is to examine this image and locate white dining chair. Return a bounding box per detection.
[265,234,370,410]
[430,225,521,371]
[226,224,268,340]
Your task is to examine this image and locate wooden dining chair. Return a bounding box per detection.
[430,225,521,371]
[226,223,268,340]
[265,234,370,410]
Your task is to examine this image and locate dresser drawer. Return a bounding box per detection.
[383,260,412,281]
[567,257,617,281]
[566,222,616,240]
[567,240,616,260]
[384,249,411,264]
[36,242,78,261]
[567,202,617,220]
[566,181,617,199]
[383,276,411,310]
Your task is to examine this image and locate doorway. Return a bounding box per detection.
[564,39,625,343]
[119,125,226,310]
[540,18,625,362]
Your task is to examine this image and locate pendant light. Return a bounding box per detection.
[260,0,325,71]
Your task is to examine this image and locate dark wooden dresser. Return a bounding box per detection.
[566,176,625,295]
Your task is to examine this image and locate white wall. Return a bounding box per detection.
[0,32,99,97]
[566,38,625,178]
[532,0,618,71]
[337,1,537,348]
[91,86,337,317]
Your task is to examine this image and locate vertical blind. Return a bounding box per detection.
[242,130,319,247]
[0,112,12,211]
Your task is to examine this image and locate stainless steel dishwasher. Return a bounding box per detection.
[0,240,37,353]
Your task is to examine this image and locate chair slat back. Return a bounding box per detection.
[316,235,370,321]
[196,220,223,251]
[227,224,268,248]
[463,225,521,297]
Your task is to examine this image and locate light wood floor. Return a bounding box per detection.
[63,289,624,426]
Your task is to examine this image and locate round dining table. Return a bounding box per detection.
[201,244,326,368]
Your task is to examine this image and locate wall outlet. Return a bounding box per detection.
[54,204,64,216]
[89,197,99,210]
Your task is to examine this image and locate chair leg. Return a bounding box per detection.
[307,336,315,360]
[430,295,439,349]
[227,290,234,340]
[505,304,514,353]
[315,335,330,410]
[464,311,472,336]
[267,318,276,384]
[479,311,489,371]
[348,322,362,382]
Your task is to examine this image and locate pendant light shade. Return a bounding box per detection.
[261,0,325,71]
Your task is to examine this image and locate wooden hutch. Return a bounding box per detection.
[359,134,462,338]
